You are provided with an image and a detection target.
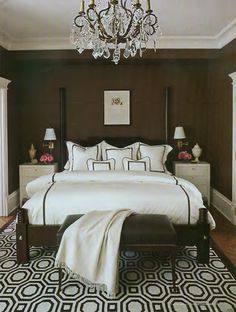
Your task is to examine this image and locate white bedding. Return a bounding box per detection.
[23,171,215,229]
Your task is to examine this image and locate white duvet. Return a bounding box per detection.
[24,170,215,229]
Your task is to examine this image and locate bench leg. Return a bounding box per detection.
[171,256,177,290]
[58,267,63,293]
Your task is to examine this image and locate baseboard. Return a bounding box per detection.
[8,190,19,214]
[211,188,236,225]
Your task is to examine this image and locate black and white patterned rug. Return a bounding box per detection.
[0,221,235,312]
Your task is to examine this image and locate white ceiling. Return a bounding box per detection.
[0,0,236,50]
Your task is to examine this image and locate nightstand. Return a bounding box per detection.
[19,163,58,206]
[173,161,210,205]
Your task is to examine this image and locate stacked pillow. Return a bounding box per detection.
[64,140,172,172]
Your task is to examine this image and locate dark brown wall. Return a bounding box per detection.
[15,59,209,169]
[0,47,20,193]
[4,41,236,200]
[207,39,236,199]
[0,46,7,77]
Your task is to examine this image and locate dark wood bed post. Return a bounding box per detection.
[197,208,210,263]
[16,88,67,264]
[16,208,29,263]
[59,87,66,171]
[165,87,170,144]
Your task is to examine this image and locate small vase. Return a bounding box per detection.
[28,144,37,163]
[192,143,202,162]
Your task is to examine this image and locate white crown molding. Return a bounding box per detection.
[211,188,236,225]
[1,36,221,51]
[8,36,72,51]
[1,19,236,51]
[0,31,13,50]
[157,36,218,49]
[216,18,236,48]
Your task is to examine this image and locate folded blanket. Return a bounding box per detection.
[55,209,133,297]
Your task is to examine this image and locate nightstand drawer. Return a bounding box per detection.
[19,163,58,206]
[179,175,208,185]
[196,184,208,197]
[20,176,37,187]
[21,166,55,177]
[173,161,210,205]
[176,165,208,177]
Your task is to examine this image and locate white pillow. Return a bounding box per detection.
[105,148,133,170]
[101,141,139,160]
[87,158,115,171]
[139,144,172,172]
[64,160,70,170]
[123,157,150,171]
[64,141,103,170]
[66,142,99,171]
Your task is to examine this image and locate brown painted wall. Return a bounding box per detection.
[207,39,236,199]
[0,47,20,194]
[0,46,7,77]
[14,59,209,168]
[4,41,236,200]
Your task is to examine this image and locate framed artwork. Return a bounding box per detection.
[104,90,130,125]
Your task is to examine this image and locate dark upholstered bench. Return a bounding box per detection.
[57,214,178,290]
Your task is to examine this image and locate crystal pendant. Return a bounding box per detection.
[130,41,137,57]
[98,45,104,57]
[70,27,77,45]
[92,46,99,59]
[103,43,111,59]
[77,47,84,54]
[123,40,131,59]
[112,46,121,65]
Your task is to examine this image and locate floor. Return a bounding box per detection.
[0,207,235,269]
[209,207,236,269]
[0,215,14,229]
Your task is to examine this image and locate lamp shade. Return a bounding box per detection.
[174,126,186,139]
[44,128,56,141]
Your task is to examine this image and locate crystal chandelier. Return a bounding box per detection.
[70,0,160,64]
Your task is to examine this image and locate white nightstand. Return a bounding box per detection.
[173,161,210,205]
[19,163,58,206]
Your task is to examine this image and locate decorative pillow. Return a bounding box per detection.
[64,141,103,170]
[139,144,172,172]
[87,158,115,171]
[123,157,150,171]
[66,141,99,171]
[105,148,133,170]
[64,160,70,170]
[101,141,139,160]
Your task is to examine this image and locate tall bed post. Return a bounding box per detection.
[59,88,66,171]
[165,87,170,144]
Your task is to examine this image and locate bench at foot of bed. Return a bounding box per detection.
[16,208,209,264]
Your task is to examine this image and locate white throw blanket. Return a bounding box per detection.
[55,209,133,297]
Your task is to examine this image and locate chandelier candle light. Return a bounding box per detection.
[71,0,160,64]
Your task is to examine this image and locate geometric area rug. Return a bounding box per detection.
[0,222,236,312]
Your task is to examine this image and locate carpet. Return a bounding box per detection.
[0,221,235,312]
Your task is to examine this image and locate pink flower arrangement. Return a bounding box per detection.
[40,153,54,163]
[178,151,192,161]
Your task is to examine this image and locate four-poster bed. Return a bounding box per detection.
[16,87,211,264]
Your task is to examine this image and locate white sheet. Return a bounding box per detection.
[24,171,215,229]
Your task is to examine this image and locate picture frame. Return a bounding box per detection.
[104,90,130,125]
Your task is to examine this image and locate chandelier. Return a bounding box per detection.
[70,0,160,64]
